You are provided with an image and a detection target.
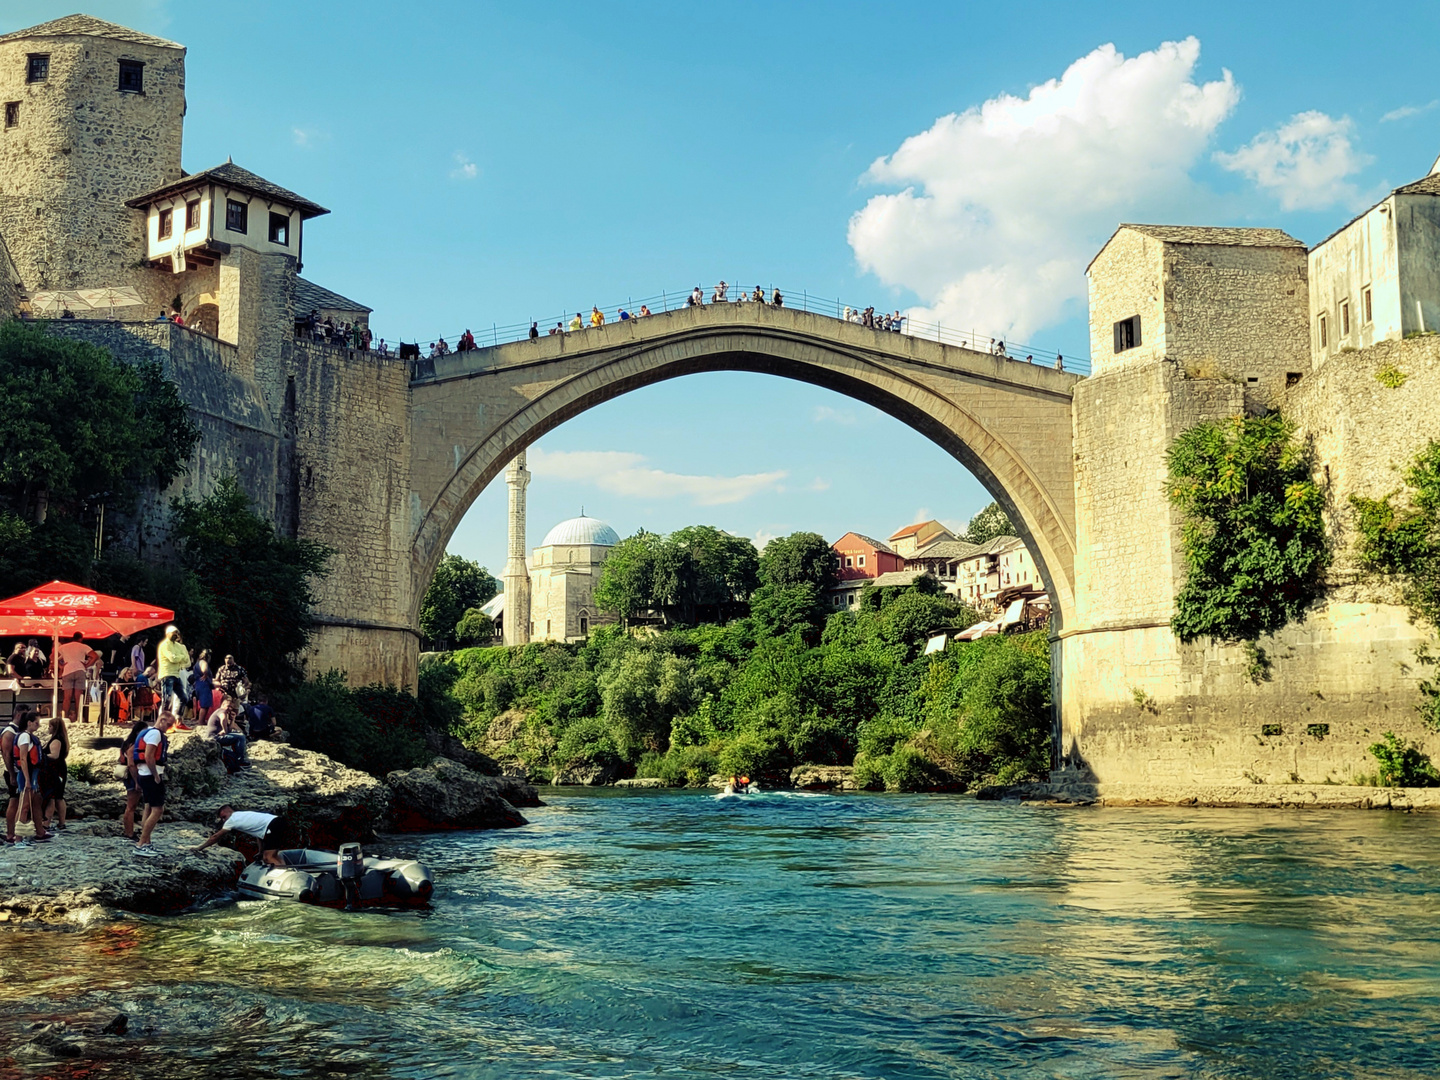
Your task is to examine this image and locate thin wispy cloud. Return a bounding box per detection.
[292,127,326,148]
[1381,100,1439,123]
[529,448,786,506]
[1215,111,1372,211]
[450,152,479,180]
[849,37,1239,342]
[812,405,858,425]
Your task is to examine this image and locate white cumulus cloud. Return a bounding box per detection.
[812,404,858,425]
[1215,110,1371,211]
[848,37,1239,342]
[528,448,786,506]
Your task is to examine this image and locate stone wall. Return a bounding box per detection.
[0,29,185,316]
[287,339,416,688]
[1087,228,1168,373]
[0,232,18,319]
[41,319,279,560]
[1162,242,1308,410]
[1058,335,1440,789]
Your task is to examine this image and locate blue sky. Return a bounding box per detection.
[7,0,1439,573]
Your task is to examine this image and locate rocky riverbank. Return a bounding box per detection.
[980,779,1440,810]
[1,728,542,923]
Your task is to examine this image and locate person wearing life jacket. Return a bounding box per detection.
[11,709,52,843]
[117,719,147,842]
[132,711,176,858]
[2,708,24,845]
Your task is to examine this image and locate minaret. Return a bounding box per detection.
[502,451,532,647]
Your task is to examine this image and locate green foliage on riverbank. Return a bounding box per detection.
[1167,415,1329,644]
[1352,440,1440,730]
[282,672,432,777]
[0,319,200,597]
[420,573,1052,792]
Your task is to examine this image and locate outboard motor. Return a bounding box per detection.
[338,842,364,911]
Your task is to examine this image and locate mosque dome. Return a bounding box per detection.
[540,515,621,548]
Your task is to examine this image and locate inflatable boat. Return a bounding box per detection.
[237,843,434,908]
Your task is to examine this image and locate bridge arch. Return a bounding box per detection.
[408,304,1079,631]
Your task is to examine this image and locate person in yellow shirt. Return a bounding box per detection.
[568,313,583,332]
[156,626,193,730]
[590,306,605,328]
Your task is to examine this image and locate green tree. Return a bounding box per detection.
[594,530,663,626]
[961,501,1015,545]
[454,607,495,646]
[171,475,333,689]
[0,320,199,519]
[599,649,697,757]
[1166,415,1328,643]
[758,531,839,589]
[419,553,498,649]
[670,525,760,623]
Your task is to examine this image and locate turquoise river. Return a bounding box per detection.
[2,789,1439,1079]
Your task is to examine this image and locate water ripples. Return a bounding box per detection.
[3,791,1440,1078]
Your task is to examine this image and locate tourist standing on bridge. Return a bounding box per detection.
[590,306,605,328]
[569,313,583,332]
[752,286,765,304]
[771,289,783,307]
[688,286,702,307]
[1054,354,1064,371]
[712,281,728,303]
[529,322,539,340]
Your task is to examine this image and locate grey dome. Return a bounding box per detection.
[540,515,621,548]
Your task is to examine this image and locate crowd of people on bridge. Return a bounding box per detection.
[388,280,1074,372]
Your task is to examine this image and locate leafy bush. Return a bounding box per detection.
[1167,415,1329,643]
[1368,732,1440,787]
[553,715,622,775]
[281,671,430,777]
[636,744,721,787]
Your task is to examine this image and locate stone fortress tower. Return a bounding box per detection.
[0,15,186,313]
[502,452,532,647]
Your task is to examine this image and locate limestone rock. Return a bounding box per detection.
[424,728,501,775]
[553,760,622,786]
[613,777,667,789]
[0,819,245,922]
[385,757,533,831]
[790,765,857,791]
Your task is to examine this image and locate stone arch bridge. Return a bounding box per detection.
[314,302,1081,687]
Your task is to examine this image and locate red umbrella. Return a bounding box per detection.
[0,580,174,722]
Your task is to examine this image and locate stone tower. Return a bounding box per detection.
[502,451,532,647]
[0,16,186,308]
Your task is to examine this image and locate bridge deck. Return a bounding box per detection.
[409,303,1082,399]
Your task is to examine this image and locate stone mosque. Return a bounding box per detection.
[497,451,620,646]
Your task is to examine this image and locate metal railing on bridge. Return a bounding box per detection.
[392,284,1090,380]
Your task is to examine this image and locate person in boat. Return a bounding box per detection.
[195,806,289,866]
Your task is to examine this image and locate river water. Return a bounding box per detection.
[2,789,1439,1079]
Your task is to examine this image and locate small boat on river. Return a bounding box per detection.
[237,843,434,908]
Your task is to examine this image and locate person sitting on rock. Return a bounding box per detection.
[195,806,289,866]
[204,697,251,771]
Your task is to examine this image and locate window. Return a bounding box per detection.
[3,102,17,128]
[1318,314,1327,349]
[845,556,853,567]
[185,199,201,230]
[1363,287,1372,324]
[1112,314,1141,353]
[268,211,289,246]
[579,616,588,636]
[225,198,248,233]
[26,54,49,83]
[1340,300,1350,337]
[857,554,865,567]
[117,59,144,94]
[157,207,172,240]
